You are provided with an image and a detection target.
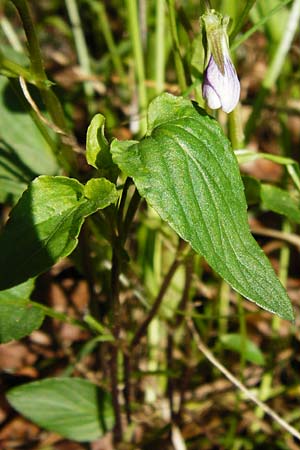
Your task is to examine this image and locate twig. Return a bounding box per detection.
[187,317,300,441]
[251,226,300,250]
[175,256,193,328]
[121,187,141,243]
[123,353,132,424]
[167,332,175,421]
[130,241,186,350]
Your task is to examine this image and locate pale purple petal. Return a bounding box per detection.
[202,55,240,113]
[202,82,222,110]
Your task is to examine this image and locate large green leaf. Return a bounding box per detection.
[7,378,114,442]
[111,93,293,320]
[0,279,44,343]
[0,176,118,290]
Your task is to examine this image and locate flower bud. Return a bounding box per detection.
[201,10,240,114]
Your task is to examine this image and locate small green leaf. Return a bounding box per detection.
[7,378,114,442]
[84,177,118,207]
[86,113,118,180]
[0,299,44,343]
[112,93,293,320]
[235,149,296,166]
[0,279,35,301]
[220,333,265,366]
[0,176,118,290]
[261,184,300,223]
[0,280,42,342]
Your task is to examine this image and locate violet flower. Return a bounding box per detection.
[201,10,240,114]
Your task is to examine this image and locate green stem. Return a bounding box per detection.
[218,280,230,337]
[252,371,272,431]
[0,52,33,81]
[89,1,126,85]
[264,0,300,90]
[10,0,76,171]
[9,78,59,159]
[125,0,148,135]
[167,0,187,92]
[155,0,166,94]
[121,187,141,244]
[0,15,23,51]
[10,0,45,79]
[229,0,257,42]
[237,294,247,379]
[204,0,212,10]
[65,0,94,115]
[29,300,89,330]
[229,104,245,150]
[245,0,300,141]
[231,0,293,52]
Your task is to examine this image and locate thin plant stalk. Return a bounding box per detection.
[145,231,163,403]
[0,53,32,82]
[130,242,185,350]
[188,318,300,441]
[231,0,293,52]
[218,280,230,337]
[109,248,123,442]
[125,0,148,135]
[0,15,23,51]
[229,104,245,150]
[10,0,76,171]
[237,294,247,379]
[229,0,257,42]
[155,0,166,94]
[166,0,187,92]
[245,0,300,141]
[252,371,273,431]
[89,1,126,85]
[64,0,94,115]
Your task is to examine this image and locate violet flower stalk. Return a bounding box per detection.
[201,10,240,114]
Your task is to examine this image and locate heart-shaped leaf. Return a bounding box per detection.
[111,93,293,320]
